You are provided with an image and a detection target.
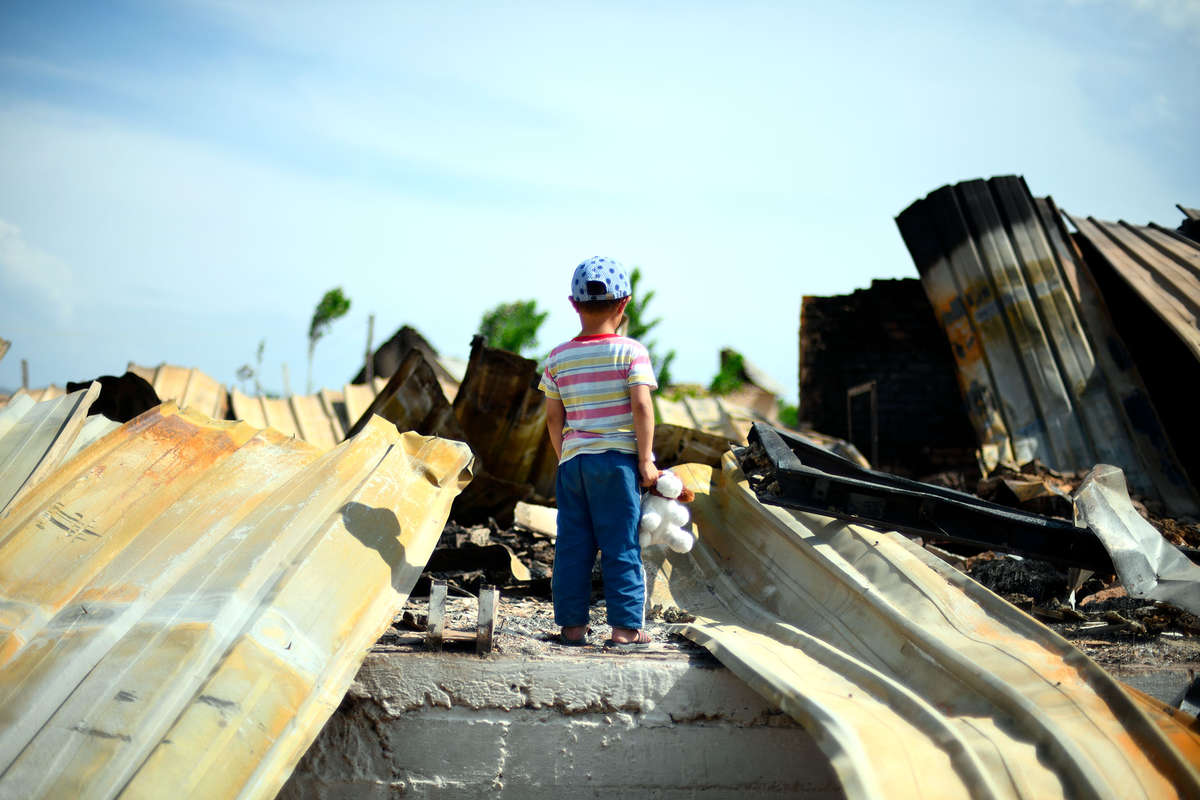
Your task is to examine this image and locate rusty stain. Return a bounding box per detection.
[0,405,473,799]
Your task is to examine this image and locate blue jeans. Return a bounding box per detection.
[553,451,644,630]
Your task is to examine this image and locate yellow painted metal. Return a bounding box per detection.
[647,454,1200,799]
[128,363,228,420]
[343,378,387,429]
[0,383,100,516]
[5,386,67,405]
[230,388,351,452]
[0,404,473,799]
[288,393,344,450]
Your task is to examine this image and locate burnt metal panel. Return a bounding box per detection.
[897,184,1039,466]
[897,177,1197,513]
[345,348,465,443]
[650,455,1200,799]
[1068,216,1200,361]
[1036,197,1198,515]
[747,423,1117,572]
[0,404,473,799]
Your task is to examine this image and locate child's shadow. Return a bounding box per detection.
[339,501,414,590]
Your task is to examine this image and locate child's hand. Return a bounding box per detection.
[639,459,661,488]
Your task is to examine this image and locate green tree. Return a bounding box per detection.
[709,349,745,395]
[307,288,351,393]
[478,299,548,355]
[625,268,676,388]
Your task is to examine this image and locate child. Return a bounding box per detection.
[538,256,660,647]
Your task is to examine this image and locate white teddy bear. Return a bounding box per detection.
[639,470,696,553]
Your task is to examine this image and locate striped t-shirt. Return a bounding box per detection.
[538,334,657,463]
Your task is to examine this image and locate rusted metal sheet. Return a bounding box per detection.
[1180,205,1200,222]
[898,179,1092,469]
[453,336,547,484]
[352,325,464,403]
[0,404,473,799]
[897,177,1197,512]
[449,336,554,523]
[1035,197,1198,515]
[127,362,228,420]
[0,384,100,516]
[1068,215,1200,363]
[647,454,1200,799]
[345,348,465,443]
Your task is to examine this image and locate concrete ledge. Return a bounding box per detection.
[281,648,844,799]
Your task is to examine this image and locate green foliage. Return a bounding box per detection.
[310,288,352,343]
[777,399,800,429]
[478,299,549,355]
[307,288,351,393]
[709,350,745,395]
[624,268,676,388]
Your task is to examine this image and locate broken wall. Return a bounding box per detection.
[798,278,976,477]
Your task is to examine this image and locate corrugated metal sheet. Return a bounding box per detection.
[344,348,465,443]
[654,394,869,468]
[647,454,1200,798]
[343,378,387,429]
[6,386,67,405]
[128,363,228,420]
[0,384,99,516]
[449,336,557,522]
[1066,215,1200,363]
[1179,205,1200,222]
[897,176,1196,514]
[1035,197,1198,515]
[230,389,343,451]
[0,404,473,799]
[0,338,8,364]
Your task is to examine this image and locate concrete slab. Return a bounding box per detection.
[280,646,844,799]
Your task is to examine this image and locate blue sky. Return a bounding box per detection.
[1,0,1197,403]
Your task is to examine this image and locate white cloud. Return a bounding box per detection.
[0,219,76,317]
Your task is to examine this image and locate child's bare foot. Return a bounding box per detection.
[609,627,651,645]
[560,625,589,644]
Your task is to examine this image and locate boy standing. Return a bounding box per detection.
[539,256,659,647]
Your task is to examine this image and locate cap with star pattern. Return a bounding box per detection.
[570,256,631,301]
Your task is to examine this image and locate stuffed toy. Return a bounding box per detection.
[639,470,696,553]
